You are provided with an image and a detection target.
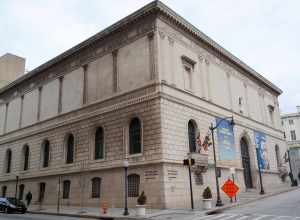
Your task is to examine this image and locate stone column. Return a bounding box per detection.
[58,76,64,114]
[19,95,24,128]
[226,72,233,110]
[205,58,212,101]
[3,102,8,133]
[82,64,89,105]
[37,86,42,121]
[148,32,155,81]
[112,49,119,93]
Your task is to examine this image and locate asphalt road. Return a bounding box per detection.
[198,187,300,219]
[1,188,300,220]
[0,213,88,220]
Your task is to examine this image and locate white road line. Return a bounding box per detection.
[195,214,228,219]
[250,215,274,220]
[234,215,251,220]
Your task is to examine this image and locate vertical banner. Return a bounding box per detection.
[255,131,270,170]
[216,117,236,160]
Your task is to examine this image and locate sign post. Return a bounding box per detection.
[183,158,195,209]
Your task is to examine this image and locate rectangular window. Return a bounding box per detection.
[291,130,297,140]
[289,119,294,125]
[181,55,196,92]
[268,105,275,126]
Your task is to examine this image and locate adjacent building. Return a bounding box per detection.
[0,53,25,88]
[0,1,289,209]
[281,106,300,181]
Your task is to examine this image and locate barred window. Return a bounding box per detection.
[188,120,197,153]
[23,145,30,171]
[38,182,46,202]
[5,149,12,173]
[66,134,74,164]
[129,118,141,155]
[128,174,140,197]
[95,128,104,160]
[19,184,25,200]
[1,186,7,197]
[42,140,50,168]
[63,180,71,199]
[91,177,101,198]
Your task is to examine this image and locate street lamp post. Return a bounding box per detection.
[255,148,265,195]
[229,168,237,202]
[15,175,19,200]
[209,116,235,207]
[123,160,129,216]
[287,149,298,187]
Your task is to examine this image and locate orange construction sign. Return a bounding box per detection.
[221,179,239,198]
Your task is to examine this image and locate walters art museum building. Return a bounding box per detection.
[0,1,289,209]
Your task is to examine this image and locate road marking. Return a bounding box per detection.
[196,214,228,219]
[234,215,251,220]
[250,215,273,220]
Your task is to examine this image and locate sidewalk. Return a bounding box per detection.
[28,185,299,220]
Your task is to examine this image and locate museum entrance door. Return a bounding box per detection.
[240,137,253,188]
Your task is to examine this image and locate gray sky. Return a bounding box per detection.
[0,0,299,114]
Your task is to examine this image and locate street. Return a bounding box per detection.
[1,189,300,220]
[0,213,90,220]
[199,188,300,219]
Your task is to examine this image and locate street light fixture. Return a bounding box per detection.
[209,116,235,207]
[123,160,129,216]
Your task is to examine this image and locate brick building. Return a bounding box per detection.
[0,1,288,209]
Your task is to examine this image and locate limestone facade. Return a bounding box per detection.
[0,1,288,209]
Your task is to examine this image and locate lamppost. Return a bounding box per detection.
[210,116,235,207]
[123,160,129,216]
[287,149,298,187]
[255,148,265,194]
[57,175,61,213]
[15,175,19,200]
[229,168,237,202]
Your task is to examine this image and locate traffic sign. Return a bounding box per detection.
[221,179,239,198]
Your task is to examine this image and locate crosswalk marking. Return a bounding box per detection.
[194,213,300,220]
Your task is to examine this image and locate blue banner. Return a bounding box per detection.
[255,131,270,170]
[216,118,236,160]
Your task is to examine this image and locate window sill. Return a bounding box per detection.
[127,153,143,158]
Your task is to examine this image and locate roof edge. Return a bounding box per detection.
[0,0,282,96]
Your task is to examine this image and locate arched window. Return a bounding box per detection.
[91,177,101,198]
[188,120,197,153]
[23,145,30,171]
[1,186,7,197]
[19,184,25,200]
[5,149,12,173]
[275,145,281,168]
[129,118,142,155]
[38,182,46,202]
[95,128,104,160]
[66,134,74,164]
[63,180,71,199]
[128,174,140,197]
[42,140,50,168]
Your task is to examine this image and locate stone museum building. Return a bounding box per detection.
[0,1,288,209]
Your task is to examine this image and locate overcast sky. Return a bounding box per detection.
[0,0,299,114]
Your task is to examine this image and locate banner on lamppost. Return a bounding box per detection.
[255,131,270,170]
[216,117,236,161]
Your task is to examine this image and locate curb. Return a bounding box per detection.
[205,186,300,215]
[27,210,148,220]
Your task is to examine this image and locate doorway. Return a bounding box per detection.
[240,137,253,188]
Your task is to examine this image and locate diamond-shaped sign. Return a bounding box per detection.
[221,179,239,198]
